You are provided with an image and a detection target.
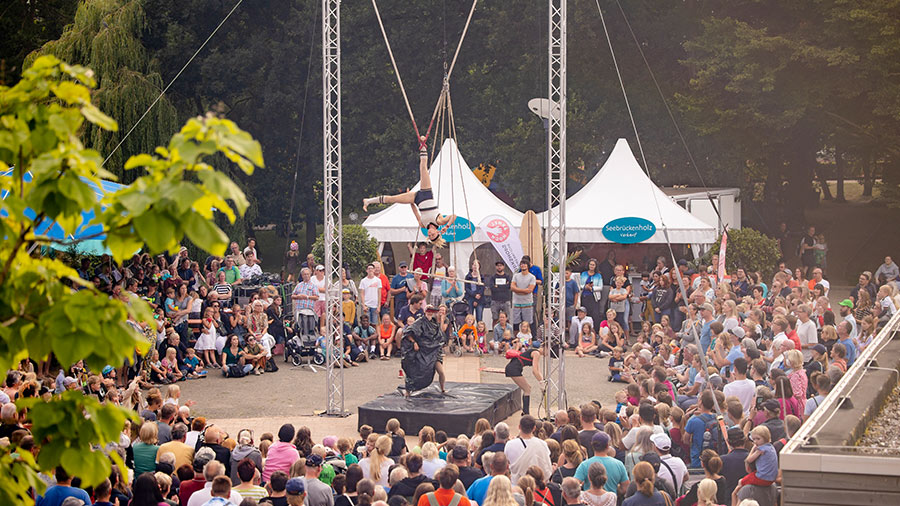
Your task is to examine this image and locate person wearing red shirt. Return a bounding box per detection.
[374,261,391,316]
[409,242,434,281]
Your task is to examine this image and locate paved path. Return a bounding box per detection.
[179,286,854,442]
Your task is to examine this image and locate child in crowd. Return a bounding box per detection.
[337,437,359,465]
[608,347,626,382]
[475,321,488,354]
[517,321,533,348]
[737,425,778,489]
[182,348,206,378]
[195,307,218,369]
[576,322,598,358]
[614,390,629,422]
[457,314,478,353]
[148,349,169,384]
[164,384,196,408]
[354,425,373,459]
[160,348,183,382]
[498,329,514,353]
[342,289,356,326]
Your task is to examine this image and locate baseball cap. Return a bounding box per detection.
[812,343,827,355]
[315,264,325,271]
[342,288,350,294]
[425,304,439,312]
[179,246,188,253]
[839,299,854,308]
[285,477,306,495]
[495,260,504,266]
[727,427,745,443]
[63,377,77,386]
[640,452,661,472]
[305,454,324,467]
[678,259,688,266]
[398,261,408,268]
[577,306,587,313]
[728,327,746,339]
[650,433,671,451]
[591,431,610,446]
[762,399,781,412]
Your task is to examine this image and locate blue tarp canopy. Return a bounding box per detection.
[1,169,127,255]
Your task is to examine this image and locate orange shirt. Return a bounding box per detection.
[417,489,471,506]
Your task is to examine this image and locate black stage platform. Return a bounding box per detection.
[358,382,521,435]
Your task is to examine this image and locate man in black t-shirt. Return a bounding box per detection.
[489,261,512,326]
[799,226,817,274]
[451,444,485,488]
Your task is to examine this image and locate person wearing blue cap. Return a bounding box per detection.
[285,476,307,506]
[573,431,629,495]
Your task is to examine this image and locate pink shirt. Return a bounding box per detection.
[261,441,300,483]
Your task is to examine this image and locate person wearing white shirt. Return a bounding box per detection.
[651,433,688,495]
[795,304,818,361]
[505,415,552,486]
[722,357,756,415]
[187,460,243,506]
[239,256,262,279]
[358,264,383,323]
[568,307,594,347]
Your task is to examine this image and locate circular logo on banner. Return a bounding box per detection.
[602,217,656,244]
[484,218,511,242]
[422,216,474,243]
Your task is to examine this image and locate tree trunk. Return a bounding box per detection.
[305,212,317,254]
[818,167,833,201]
[863,153,875,197]
[835,149,846,202]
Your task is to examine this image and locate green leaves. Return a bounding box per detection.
[20,391,138,487]
[99,114,264,260]
[0,55,262,503]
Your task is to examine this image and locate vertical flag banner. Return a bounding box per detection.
[717,231,728,281]
[479,215,525,270]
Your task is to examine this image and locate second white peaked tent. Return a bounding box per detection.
[544,138,717,244]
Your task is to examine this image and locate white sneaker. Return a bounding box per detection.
[599,351,611,358]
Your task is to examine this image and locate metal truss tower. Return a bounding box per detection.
[322,0,345,416]
[543,0,567,415]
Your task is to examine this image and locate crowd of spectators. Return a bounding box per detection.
[5,228,900,506]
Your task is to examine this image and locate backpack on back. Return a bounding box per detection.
[700,413,727,455]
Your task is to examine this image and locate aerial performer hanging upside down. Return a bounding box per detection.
[399,304,447,396]
[363,137,456,249]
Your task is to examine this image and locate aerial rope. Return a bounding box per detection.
[593,0,729,439]
[370,0,478,148]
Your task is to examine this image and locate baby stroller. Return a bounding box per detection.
[447,301,480,357]
[285,308,324,370]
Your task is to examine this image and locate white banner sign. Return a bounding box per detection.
[717,230,728,281]
[479,215,525,271]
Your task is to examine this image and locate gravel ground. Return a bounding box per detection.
[858,382,900,455]
[177,349,621,421]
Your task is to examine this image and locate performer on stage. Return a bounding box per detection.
[362,138,456,248]
[505,340,544,415]
[400,304,447,396]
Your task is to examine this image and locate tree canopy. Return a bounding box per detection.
[5,0,899,247]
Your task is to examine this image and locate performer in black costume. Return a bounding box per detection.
[400,304,447,395]
[505,341,544,414]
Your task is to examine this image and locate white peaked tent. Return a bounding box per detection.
[542,138,717,244]
[362,138,525,267]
